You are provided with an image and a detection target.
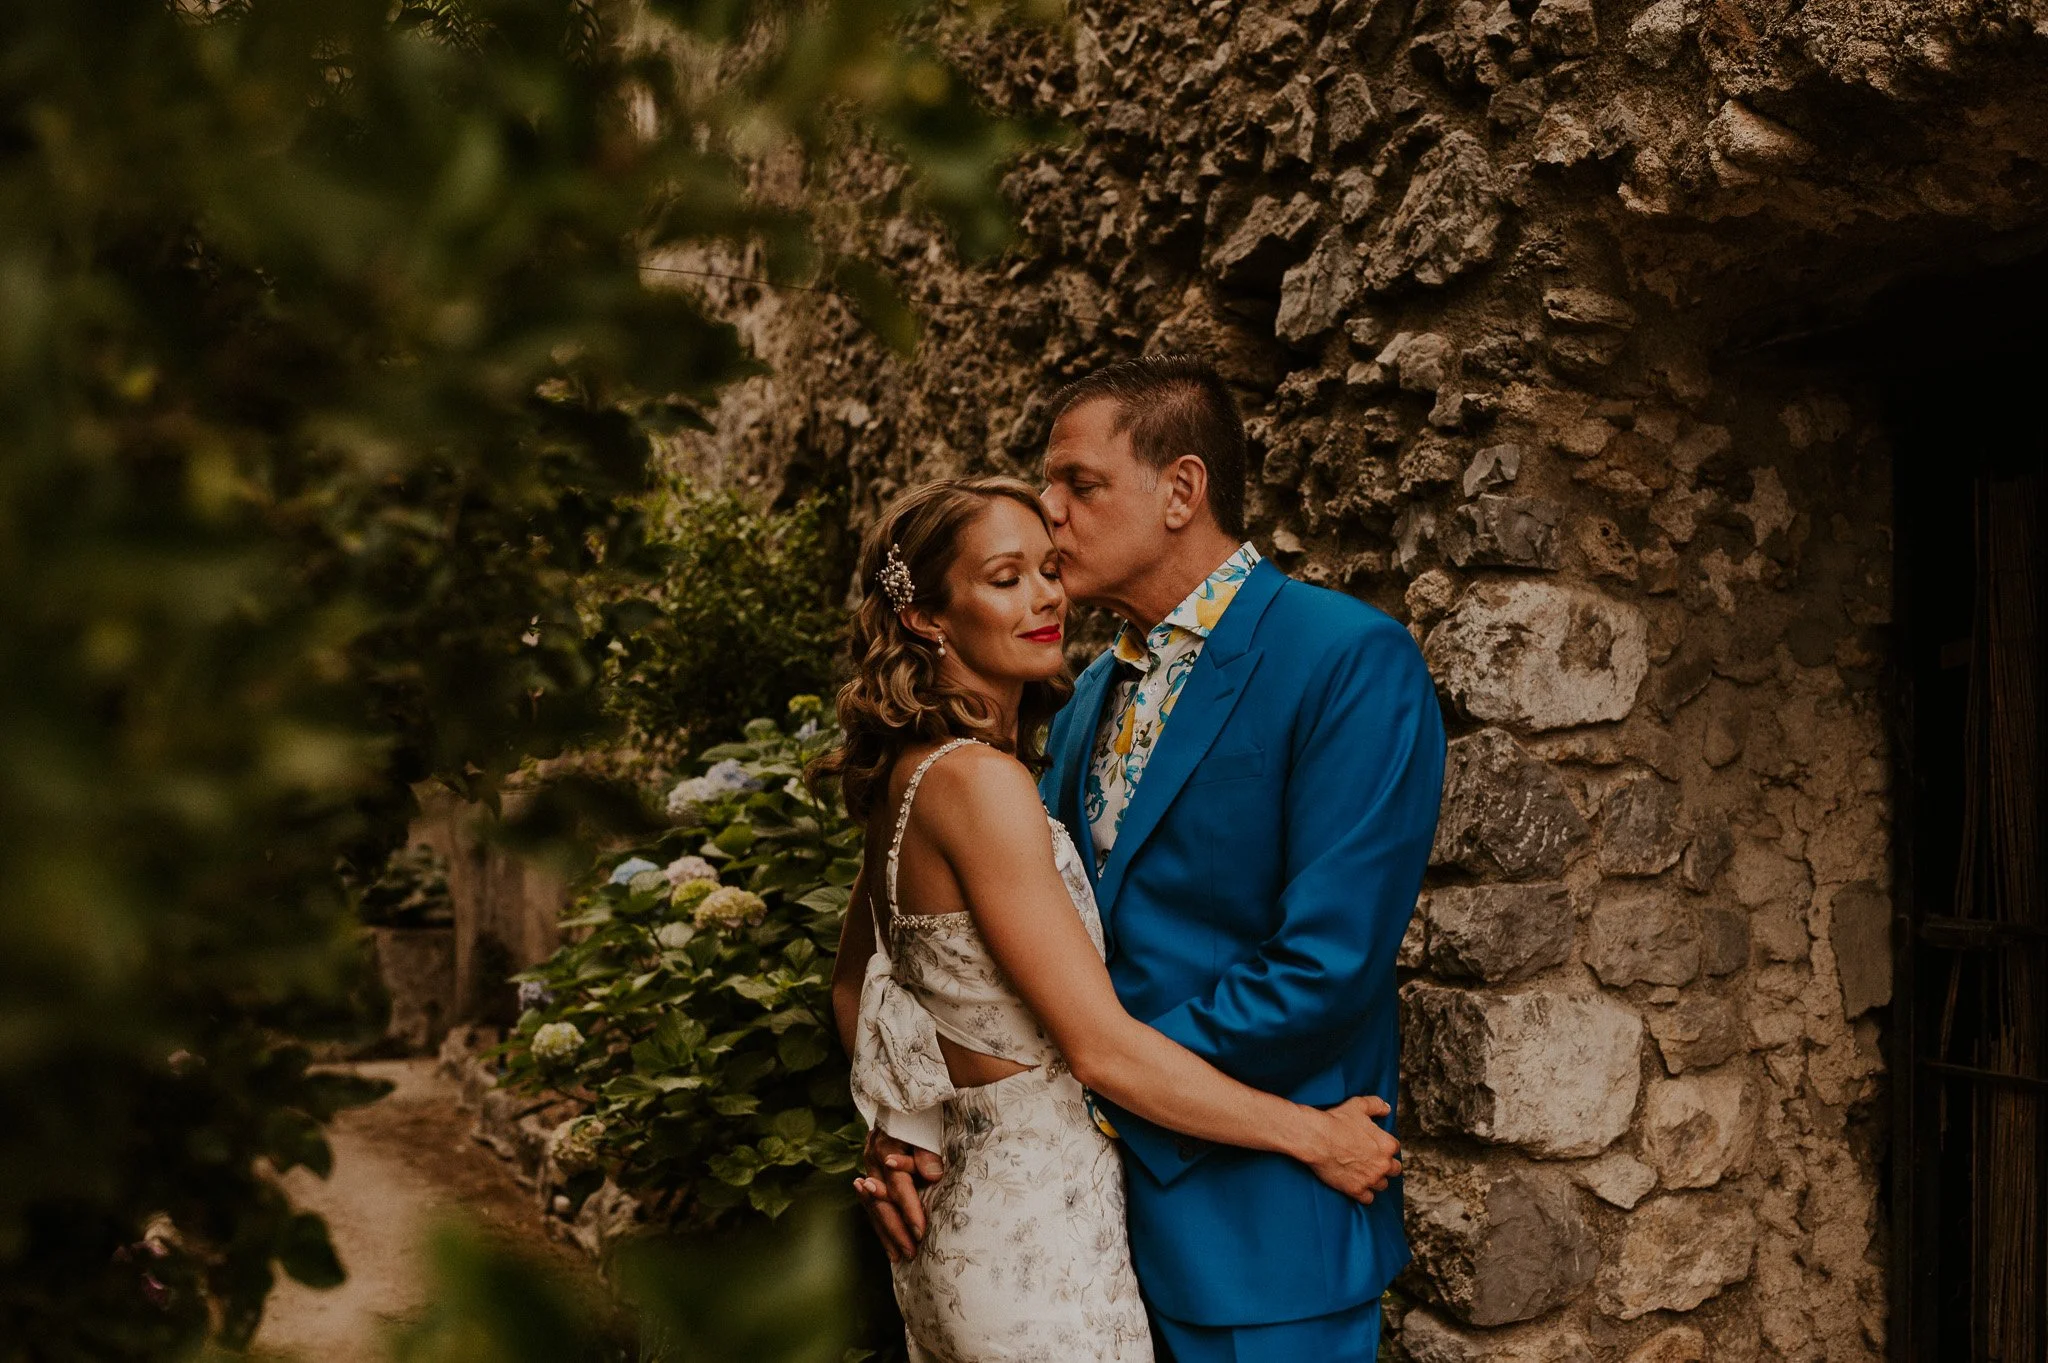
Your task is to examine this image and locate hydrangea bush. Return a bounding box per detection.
[501,697,867,1226]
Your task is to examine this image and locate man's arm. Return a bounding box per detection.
[1113,617,1445,1182]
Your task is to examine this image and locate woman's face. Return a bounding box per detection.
[926,496,1067,685]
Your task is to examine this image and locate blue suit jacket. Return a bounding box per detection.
[1039,560,1445,1328]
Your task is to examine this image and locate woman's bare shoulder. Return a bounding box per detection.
[914,744,1047,836]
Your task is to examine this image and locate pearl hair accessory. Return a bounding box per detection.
[876,542,917,612]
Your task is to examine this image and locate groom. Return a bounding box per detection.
[866,355,1445,1361]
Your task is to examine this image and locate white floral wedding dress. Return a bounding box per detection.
[851,739,1153,1363]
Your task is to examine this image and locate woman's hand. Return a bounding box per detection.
[1295,1096,1403,1203]
[853,1129,945,1263]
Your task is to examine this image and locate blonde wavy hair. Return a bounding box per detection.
[808,477,1072,822]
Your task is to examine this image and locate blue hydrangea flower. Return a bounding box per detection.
[608,856,660,885]
[664,759,763,821]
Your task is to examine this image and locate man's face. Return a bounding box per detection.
[1040,397,1171,610]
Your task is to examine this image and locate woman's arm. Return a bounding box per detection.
[831,857,944,1261]
[916,749,1402,1203]
[829,861,877,1060]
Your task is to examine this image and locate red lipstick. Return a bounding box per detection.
[1021,625,1063,644]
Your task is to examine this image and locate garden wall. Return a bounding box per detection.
[654,2,2048,1357]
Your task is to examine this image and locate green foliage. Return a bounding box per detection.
[605,487,847,760]
[503,701,865,1228]
[0,0,1042,1354]
[384,1201,859,1363]
[385,1223,635,1363]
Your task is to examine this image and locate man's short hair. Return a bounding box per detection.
[1047,355,1249,538]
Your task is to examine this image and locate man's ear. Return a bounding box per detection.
[1161,454,1210,532]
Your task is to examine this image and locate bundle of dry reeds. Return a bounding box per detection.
[1948,472,2044,1361]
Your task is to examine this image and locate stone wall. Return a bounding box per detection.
[411,787,567,1026]
[655,2,2048,1357]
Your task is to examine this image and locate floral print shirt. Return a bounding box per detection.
[1085,543,1263,871]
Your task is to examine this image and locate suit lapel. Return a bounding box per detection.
[1058,653,1119,892]
[1093,560,1287,919]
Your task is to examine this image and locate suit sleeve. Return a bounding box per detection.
[1111,616,1446,1183]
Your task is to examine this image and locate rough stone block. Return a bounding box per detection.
[1625,0,1691,69]
[1699,906,1749,975]
[1548,330,1630,375]
[1400,910,1429,969]
[1462,442,1523,496]
[1440,494,1563,569]
[1274,227,1358,343]
[1259,78,1317,171]
[1324,71,1381,151]
[1751,901,1810,964]
[1530,0,1599,58]
[1708,100,1814,181]
[1576,516,1641,582]
[1625,1326,1707,1363]
[1392,331,1455,393]
[1647,995,1744,1073]
[1399,434,1467,491]
[1597,777,1687,877]
[1595,1193,1759,1319]
[1424,581,1650,732]
[1432,728,1591,880]
[1405,568,1459,624]
[1403,984,1644,1157]
[1572,1148,1657,1209]
[1543,287,1637,331]
[1422,883,1574,983]
[569,1178,647,1259]
[1403,1159,1598,1326]
[1364,131,1503,291]
[1641,1072,1759,1188]
[1828,879,1892,1018]
[1208,192,1319,288]
[1587,892,1701,987]
[1401,1305,1595,1362]
[1649,643,1713,718]
[1680,822,1734,892]
[1729,839,1811,909]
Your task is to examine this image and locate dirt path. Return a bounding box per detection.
[252,1058,595,1361]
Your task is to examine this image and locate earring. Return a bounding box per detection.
[935,633,948,657]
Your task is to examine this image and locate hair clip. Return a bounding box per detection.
[876,543,917,612]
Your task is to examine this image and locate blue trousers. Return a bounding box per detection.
[1150,1297,1382,1363]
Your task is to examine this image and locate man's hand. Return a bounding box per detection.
[1298,1096,1402,1204]
[852,1130,944,1263]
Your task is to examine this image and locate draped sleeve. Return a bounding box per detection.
[850,947,954,1153]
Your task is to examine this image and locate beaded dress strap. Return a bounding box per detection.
[884,738,983,926]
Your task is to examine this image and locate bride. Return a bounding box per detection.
[818,476,1402,1363]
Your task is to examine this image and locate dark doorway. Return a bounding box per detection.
[1885,251,2048,1363]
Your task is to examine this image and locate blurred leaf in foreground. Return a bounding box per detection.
[387,1198,855,1363]
[0,0,1047,1354]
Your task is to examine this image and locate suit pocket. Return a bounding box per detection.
[1189,743,1266,786]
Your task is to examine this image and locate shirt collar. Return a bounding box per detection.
[1111,542,1264,670]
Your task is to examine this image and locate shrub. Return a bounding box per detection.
[501,698,865,1226]
[604,488,848,763]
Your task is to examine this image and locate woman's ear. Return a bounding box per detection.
[1162,454,1209,531]
[898,606,943,648]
